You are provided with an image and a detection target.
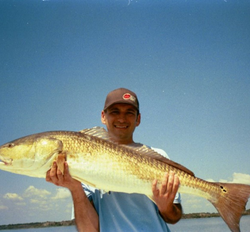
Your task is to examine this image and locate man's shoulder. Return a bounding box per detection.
[150,147,169,159]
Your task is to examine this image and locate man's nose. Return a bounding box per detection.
[117,113,126,122]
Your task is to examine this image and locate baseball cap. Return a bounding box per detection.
[103,88,139,112]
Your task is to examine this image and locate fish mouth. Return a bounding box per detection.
[0,160,5,165]
[0,158,12,166]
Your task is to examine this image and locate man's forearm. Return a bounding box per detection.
[71,184,99,232]
[159,203,182,224]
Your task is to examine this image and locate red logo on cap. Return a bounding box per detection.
[123,93,136,102]
[123,94,131,99]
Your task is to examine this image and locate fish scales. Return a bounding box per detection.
[0,127,250,232]
[66,134,185,194]
[68,132,228,205]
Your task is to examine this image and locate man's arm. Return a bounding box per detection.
[152,172,182,224]
[46,161,99,232]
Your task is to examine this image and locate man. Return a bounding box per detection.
[46,88,182,232]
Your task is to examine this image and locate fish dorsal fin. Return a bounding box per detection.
[126,143,195,177]
[79,127,195,177]
[80,127,110,140]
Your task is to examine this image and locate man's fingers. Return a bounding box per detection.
[45,161,59,184]
[63,162,69,174]
[159,172,178,195]
[152,179,159,196]
[57,169,64,183]
[45,170,52,182]
[45,161,76,189]
[152,172,180,199]
[172,175,180,193]
[166,172,174,194]
[50,162,58,177]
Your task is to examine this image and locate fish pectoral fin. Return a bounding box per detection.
[72,176,97,188]
[56,151,66,175]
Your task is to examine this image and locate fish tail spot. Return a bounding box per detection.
[220,185,227,192]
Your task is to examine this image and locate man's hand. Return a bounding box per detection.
[46,161,81,191]
[46,162,99,231]
[152,171,182,224]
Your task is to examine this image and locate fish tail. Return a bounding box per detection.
[210,182,250,232]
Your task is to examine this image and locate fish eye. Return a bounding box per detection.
[6,143,14,148]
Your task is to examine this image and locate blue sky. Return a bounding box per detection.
[0,0,250,225]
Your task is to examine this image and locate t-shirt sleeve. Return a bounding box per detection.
[82,183,96,201]
[150,147,169,159]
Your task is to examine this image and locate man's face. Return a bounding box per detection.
[101,103,141,144]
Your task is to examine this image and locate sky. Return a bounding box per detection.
[0,0,250,226]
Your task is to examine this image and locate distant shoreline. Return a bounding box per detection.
[182,209,250,219]
[0,210,249,230]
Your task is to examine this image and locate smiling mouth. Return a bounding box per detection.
[115,125,128,129]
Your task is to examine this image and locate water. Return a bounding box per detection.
[168,215,250,232]
[1,216,249,231]
[0,226,77,232]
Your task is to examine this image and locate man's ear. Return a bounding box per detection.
[136,113,141,127]
[101,110,106,125]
